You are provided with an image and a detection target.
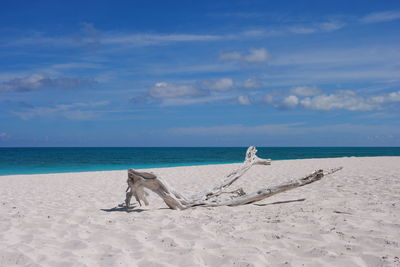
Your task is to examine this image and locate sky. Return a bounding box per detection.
[0,0,399,147]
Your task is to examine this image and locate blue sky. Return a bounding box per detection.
[0,0,399,147]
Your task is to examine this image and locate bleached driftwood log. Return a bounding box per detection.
[124,146,342,210]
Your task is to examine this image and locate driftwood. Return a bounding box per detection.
[124,146,342,210]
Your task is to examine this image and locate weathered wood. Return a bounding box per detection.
[199,167,343,207]
[126,169,190,210]
[189,146,270,202]
[124,147,343,210]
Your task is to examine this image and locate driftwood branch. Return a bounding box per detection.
[190,146,270,202]
[124,147,342,210]
[198,167,343,207]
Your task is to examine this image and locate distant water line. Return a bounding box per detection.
[0,147,399,176]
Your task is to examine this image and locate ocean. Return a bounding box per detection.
[0,147,399,176]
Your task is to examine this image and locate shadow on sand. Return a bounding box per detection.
[101,198,306,212]
[100,203,147,213]
[101,204,171,213]
[100,198,306,213]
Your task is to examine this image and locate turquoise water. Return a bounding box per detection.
[0,147,399,175]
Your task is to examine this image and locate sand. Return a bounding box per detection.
[1,156,400,267]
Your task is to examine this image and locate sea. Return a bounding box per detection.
[0,147,399,176]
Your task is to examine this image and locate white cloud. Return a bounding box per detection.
[291,86,321,96]
[281,95,299,109]
[3,32,223,49]
[288,21,345,35]
[265,88,400,112]
[244,48,269,62]
[360,11,400,24]
[161,95,233,106]
[219,48,269,63]
[369,90,400,103]
[147,78,235,105]
[149,82,203,98]
[147,63,239,75]
[243,78,263,88]
[6,12,388,52]
[55,101,109,110]
[203,78,234,91]
[298,90,398,111]
[103,33,222,46]
[0,74,94,92]
[4,30,268,50]
[0,132,7,138]
[238,95,251,105]
[318,21,346,31]
[13,101,109,120]
[300,91,376,111]
[0,74,44,92]
[147,83,400,110]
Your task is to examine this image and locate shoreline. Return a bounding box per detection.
[2,155,400,177]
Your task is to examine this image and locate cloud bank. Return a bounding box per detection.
[267,88,400,111]
[360,11,400,24]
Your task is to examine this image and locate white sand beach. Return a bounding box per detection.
[1,157,400,267]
